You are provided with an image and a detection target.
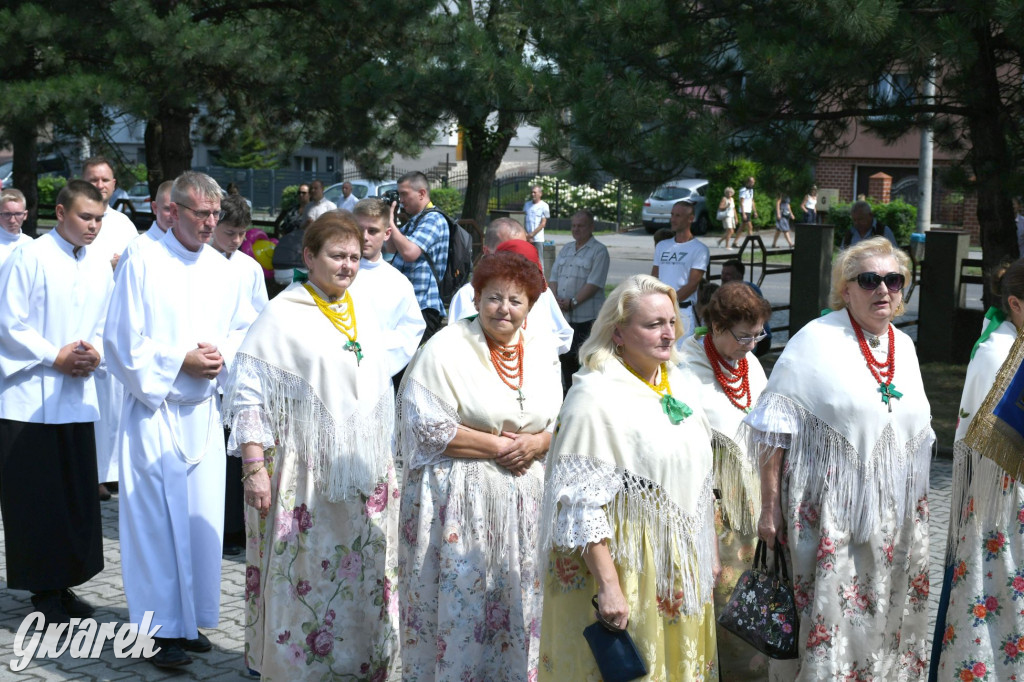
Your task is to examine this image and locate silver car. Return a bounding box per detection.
[641,178,709,235]
[324,179,398,205]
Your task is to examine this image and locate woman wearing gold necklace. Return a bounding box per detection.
[223,213,400,680]
[538,274,720,680]
[397,250,562,681]
[746,237,933,680]
[679,281,771,680]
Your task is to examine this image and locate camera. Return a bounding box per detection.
[379,189,400,206]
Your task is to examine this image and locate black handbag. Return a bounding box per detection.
[717,539,799,660]
[582,595,648,682]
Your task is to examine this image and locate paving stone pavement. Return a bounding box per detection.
[0,457,955,680]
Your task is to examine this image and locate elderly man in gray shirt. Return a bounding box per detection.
[548,209,610,394]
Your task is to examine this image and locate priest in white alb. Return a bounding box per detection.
[0,181,113,623]
[104,171,255,669]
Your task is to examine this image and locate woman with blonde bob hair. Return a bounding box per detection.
[744,236,933,679]
[538,274,720,680]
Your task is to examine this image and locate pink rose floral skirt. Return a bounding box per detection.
[243,453,401,681]
[770,475,931,681]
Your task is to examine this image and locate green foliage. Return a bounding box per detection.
[279,185,301,213]
[37,176,67,206]
[828,199,918,247]
[529,176,634,223]
[430,187,464,218]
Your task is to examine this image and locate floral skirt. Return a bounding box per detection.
[936,486,1024,679]
[243,454,400,681]
[771,477,931,681]
[539,539,718,681]
[398,460,544,682]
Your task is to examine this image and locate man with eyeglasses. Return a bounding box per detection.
[301,179,336,228]
[0,188,32,267]
[81,156,140,271]
[105,171,256,669]
[841,200,897,249]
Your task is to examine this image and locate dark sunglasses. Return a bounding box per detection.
[849,271,905,292]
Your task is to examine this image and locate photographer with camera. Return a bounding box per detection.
[386,171,449,343]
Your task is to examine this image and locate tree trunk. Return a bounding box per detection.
[460,110,519,231]
[964,27,1017,307]
[145,105,193,195]
[10,121,39,237]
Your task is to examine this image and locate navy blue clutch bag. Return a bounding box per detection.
[582,596,648,682]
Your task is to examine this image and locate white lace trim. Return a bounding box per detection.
[226,408,276,454]
[746,392,934,543]
[397,377,460,471]
[541,454,716,613]
[222,353,393,501]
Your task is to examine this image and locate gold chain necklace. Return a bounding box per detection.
[304,284,363,365]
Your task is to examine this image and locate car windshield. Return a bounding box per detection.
[129,184,149,196]
[652,186,692,201]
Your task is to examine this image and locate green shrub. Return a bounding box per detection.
[828,199,918,247]
[279,184,300,212]
[528,176,634,223]
[430,187,464,218]
[37,176,67,206]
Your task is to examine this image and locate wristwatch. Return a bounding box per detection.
[570,297,578,309]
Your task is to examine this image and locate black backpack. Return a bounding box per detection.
[272,228,305,269]
[417,208,473,311]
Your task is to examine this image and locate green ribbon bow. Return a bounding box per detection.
[661,394,693,424]
[970,306,1007,360]
[345,340,363,366]
[878,381,902,407]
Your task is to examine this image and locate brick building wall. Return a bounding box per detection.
[814,156,980,242]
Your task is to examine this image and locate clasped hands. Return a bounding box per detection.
[493,431,544,477]
[182,342,224,381]
[54,340,101,378]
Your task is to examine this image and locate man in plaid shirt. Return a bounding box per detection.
[388,171,449,343]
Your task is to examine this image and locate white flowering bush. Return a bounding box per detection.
[529,176,635,223]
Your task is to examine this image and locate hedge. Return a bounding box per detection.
[827,199,917,247]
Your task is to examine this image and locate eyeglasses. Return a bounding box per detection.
[0,211,27,220]
[728,328,769,345]
[177,203,225,222]
[849,271,905,292]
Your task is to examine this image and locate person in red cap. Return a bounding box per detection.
[549,210,610,393]
[447,218,573,356]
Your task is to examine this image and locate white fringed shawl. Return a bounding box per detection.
[679,333,767,535]
[396,317,563,558]
[222,282,394,501]
[948,324,1024,560]
[744,311,934,544]
[540,360,717,614]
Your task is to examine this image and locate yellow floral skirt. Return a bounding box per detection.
[538,540,717,682]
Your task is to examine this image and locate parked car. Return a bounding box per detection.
[323,179,398,205]
[641,178,709,235]
[0,154,72,189]
[126,182,153,214]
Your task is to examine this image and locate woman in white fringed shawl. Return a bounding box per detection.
[539,274,720,681]
[931,259,1024,680]
[678,281,771,681]
[746,237,933,680]
[223,214,400,680]
[397,250,562,681]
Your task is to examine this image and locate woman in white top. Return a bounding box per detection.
[800,185,818,224]
[716,186,737,248]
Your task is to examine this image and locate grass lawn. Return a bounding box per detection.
[920,362,967,454]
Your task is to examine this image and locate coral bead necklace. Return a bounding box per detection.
[703,332,752,412]
[848,310,901,411]
[486,334,525,409]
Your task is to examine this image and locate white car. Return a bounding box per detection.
[324,179,398,205]
[641,178,709,235]
[126,182,153,214]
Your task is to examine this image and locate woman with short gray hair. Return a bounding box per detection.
[746,236,932,679]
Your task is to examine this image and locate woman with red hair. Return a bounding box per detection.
[398,251,563,680]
